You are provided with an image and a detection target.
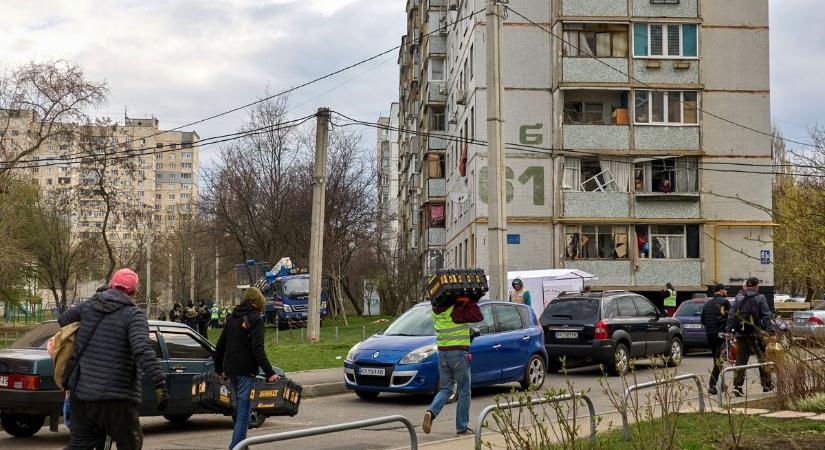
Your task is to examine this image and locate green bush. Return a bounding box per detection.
[794,392,825,413]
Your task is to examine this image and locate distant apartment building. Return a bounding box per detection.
[4,112,199,241]
[396,0,774,301]
[377,104,401,251]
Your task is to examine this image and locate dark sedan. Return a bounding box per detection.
[0,320,271,438]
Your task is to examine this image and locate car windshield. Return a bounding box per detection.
[541,297,600,321]
[676,301,705,316]
[9,322,61,349]
[283,278,309,296]
[383,306,435,336]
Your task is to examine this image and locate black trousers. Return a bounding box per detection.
[64,397,142,450]
[707,333,725,388]
[198,321,209,338]
[733,334,773,389]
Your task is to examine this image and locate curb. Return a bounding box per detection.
[302,382,349,399]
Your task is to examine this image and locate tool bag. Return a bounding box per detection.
[249,377,302,417]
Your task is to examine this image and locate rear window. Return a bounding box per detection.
[676,301,705,316]
[9,322,61,349]
[541,298,600,322]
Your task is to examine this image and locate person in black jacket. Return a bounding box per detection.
[214,287,278,450]
[196,300,210,338]
[726,277,775,396]
[701,284,729,395]
[58,268,168,450]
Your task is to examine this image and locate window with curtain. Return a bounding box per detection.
[633,157,698,193]
[635,224,700,260]
[563,23,629,58]
[634,91,699,125]
[564,225,629,260]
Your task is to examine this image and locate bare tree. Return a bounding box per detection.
[0,60,107,174]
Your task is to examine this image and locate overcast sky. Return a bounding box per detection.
[0,0,819,167]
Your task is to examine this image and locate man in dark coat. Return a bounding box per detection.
[701,283,729,395]
[197,300,210,338]
[59,268,168,450]
[726,277,775,396]
[215,288,278,450]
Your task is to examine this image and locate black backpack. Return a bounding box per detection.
[732,294,760,334]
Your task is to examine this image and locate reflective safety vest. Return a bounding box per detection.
[433,306,471,350]
[664,289,677,308]
[211,307,220,320]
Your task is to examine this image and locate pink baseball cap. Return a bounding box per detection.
[109,268,139,296]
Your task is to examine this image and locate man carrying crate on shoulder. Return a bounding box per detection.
[214,287,279,450]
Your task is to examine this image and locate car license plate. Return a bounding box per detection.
[684,324,703,329]
[358,367,385,376]
[797,318,808,324]
[0,376,7,388]
[555,332,578,339]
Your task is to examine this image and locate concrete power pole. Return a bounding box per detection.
[146,233,153,318]
[486,0,509,300]
[215,246,220,305]
[190,250,195,304]
[308,108,330,343]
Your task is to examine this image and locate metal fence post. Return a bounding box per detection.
[716,362,776,404]
[621,373,705,440]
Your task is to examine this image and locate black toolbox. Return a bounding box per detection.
[192,372,233,412]
[249,377,302,417]
[427,268,489,306]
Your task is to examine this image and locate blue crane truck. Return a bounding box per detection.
[250,257,328,329]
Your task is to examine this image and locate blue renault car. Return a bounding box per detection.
[343,301,547,399]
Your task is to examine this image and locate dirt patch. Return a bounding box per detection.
[732,431,825,450]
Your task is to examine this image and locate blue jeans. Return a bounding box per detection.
[428,350,471,432]
[229,375,256,450]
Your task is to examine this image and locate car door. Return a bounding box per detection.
[469,305,500,385]
[633,296,668,354]
[616,297,646,357]
[492,304,531,381]
[159,327,215,414]
[138,328,166,416]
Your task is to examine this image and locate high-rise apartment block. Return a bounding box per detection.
[377,104,401,251]
[396,0,774,300]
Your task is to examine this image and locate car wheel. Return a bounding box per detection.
[520,354,546,390]
[162,414,192,424]
[609,343,630,376]
[0,413,45,438]
[249,410,266,429]
[666,338,684,367]
[355,390,380,400]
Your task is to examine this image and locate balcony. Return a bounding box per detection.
[427,134,447,151]
[426,227,446,247]
[561,0,627,17]
[632,59,699,85]
[426,34,447,56]
[427,0,445,8]
[631,0,698,18]
[425,178,447,200]
[562,260,633,287]
[634,126,699,151]
[426,81,447,104]
[563,191,630,218]
[635,259,701,287]
[560,23,630,84]
[563,58,629,84]
[562,89,631,150]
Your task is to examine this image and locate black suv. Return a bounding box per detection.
[540,292,683,375]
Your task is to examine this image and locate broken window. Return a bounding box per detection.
[564,102,604,124]
[565,225,629,260]
[563,23,628,58]
[635,224,700,259]
[633,157,698,193]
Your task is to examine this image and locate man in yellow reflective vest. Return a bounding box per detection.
[423,296,480,436]
[664,283,677,317]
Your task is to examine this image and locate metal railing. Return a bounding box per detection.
[715,362,775,404]
[230,415,418,450]
[474,392,596,450]
[622,373,704,440]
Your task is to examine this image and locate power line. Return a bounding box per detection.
[4,114,318,170]
[330,111,825,179]
[0,8,485,170]
[503,5,824,152]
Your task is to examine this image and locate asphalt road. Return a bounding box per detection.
[2,352,768,449]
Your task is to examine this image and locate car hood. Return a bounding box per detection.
[357,334,435,352]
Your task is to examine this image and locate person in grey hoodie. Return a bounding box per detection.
[59,268,168,450]
[725,277,774,396]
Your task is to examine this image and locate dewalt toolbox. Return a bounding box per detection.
[192,372,233,412]
[427,268,488,306]
[249,377,302,417]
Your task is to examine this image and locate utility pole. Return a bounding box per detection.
[308,108,330,343]
[215,246,220,305]
[167,254,173,311]
[146,232,153,318]
[190,249,195,304]
[486,0,509,300]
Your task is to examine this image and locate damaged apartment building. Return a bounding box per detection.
[394,0,774,301]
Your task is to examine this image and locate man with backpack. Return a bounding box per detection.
[701,284,730,395]
[726,277,775,396]
[57,268,168,450]
[214,287,279,450]
[197,300,210,338]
